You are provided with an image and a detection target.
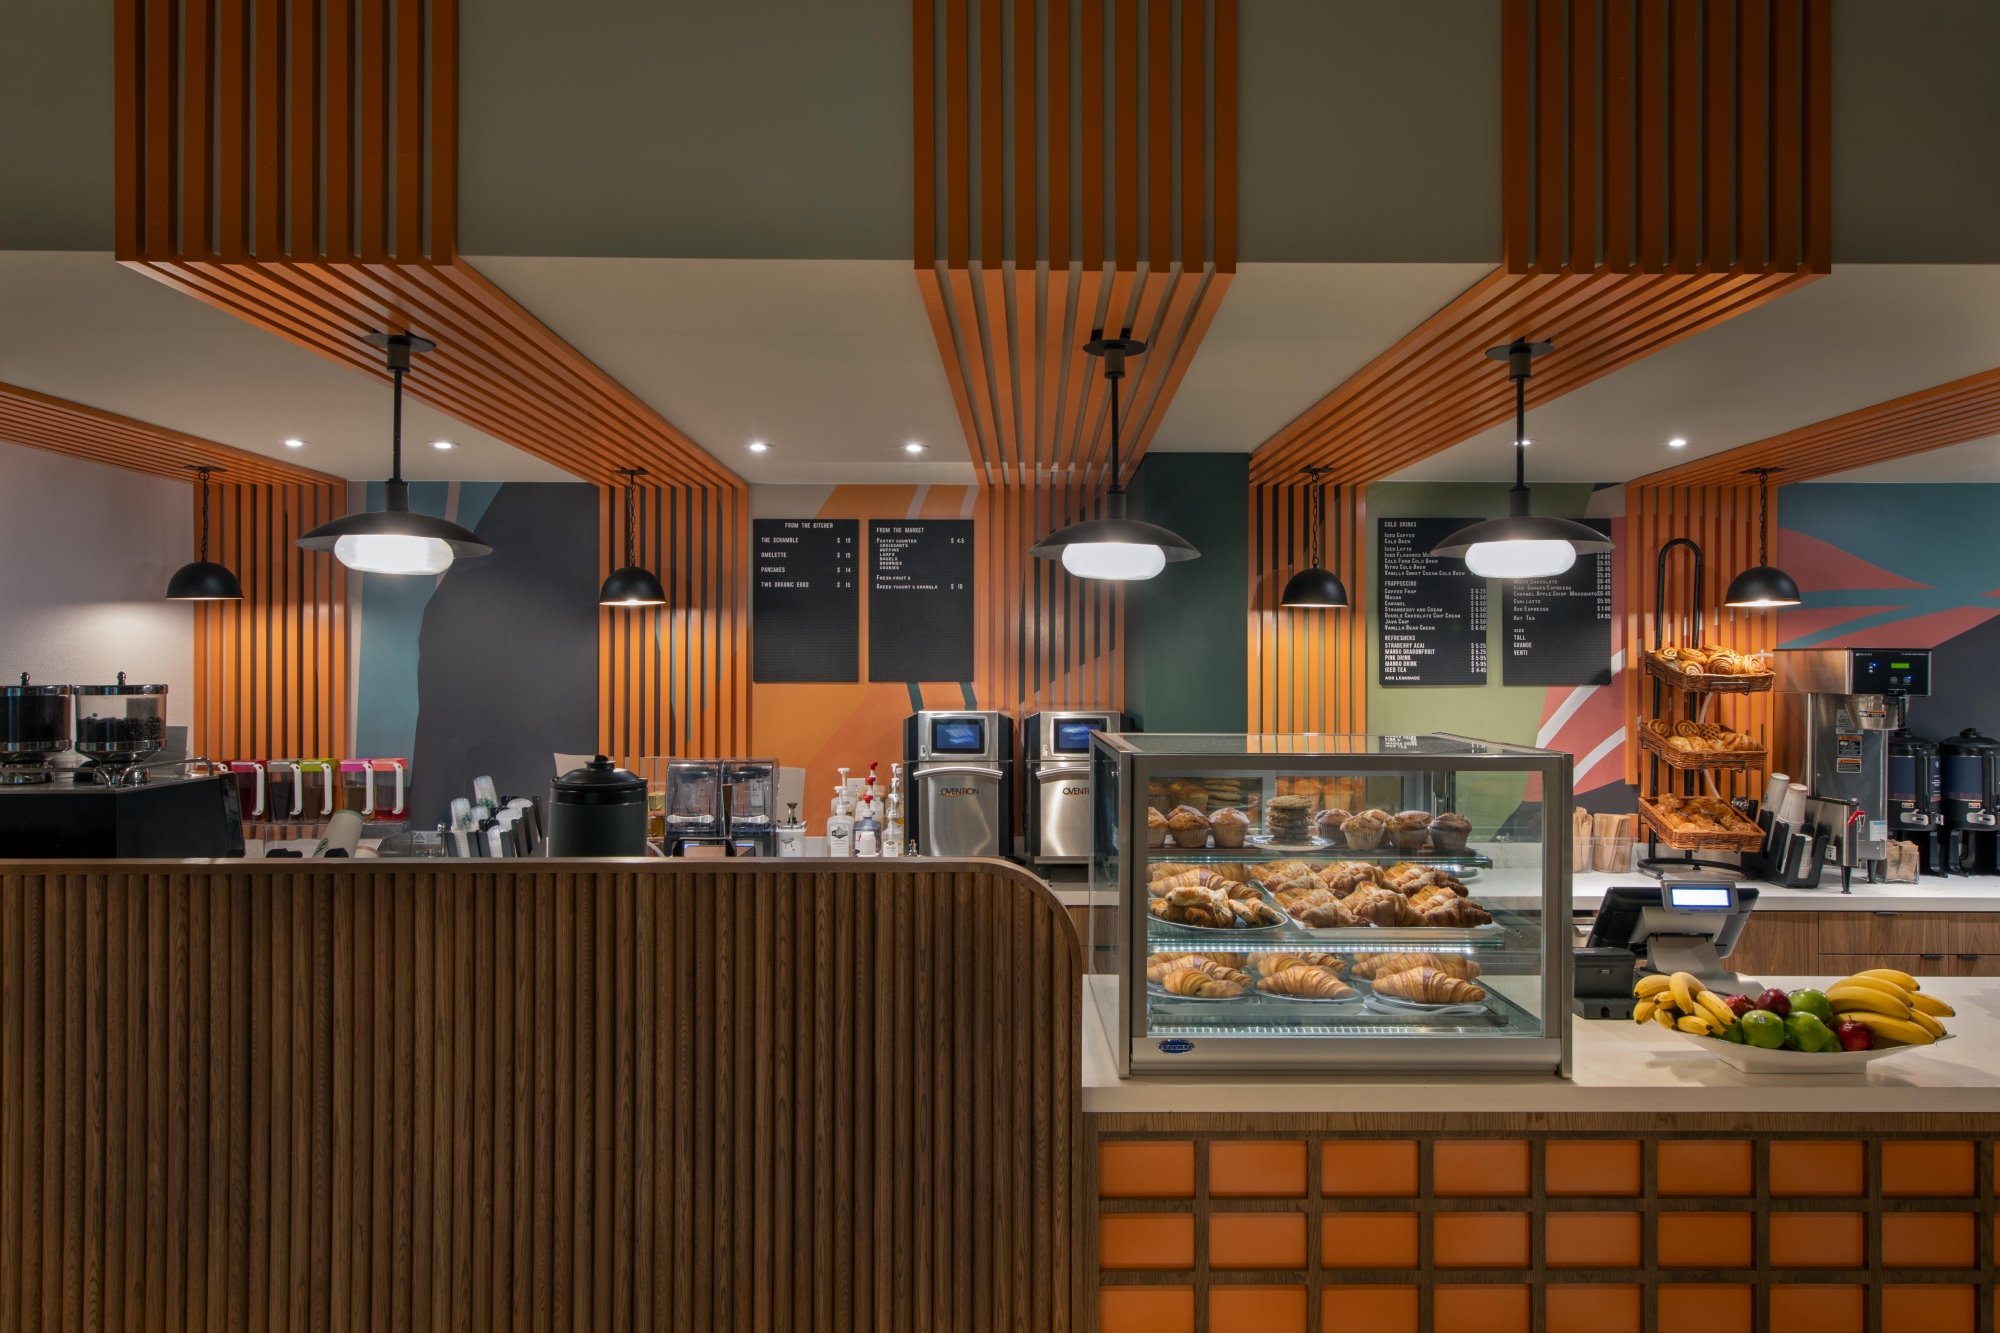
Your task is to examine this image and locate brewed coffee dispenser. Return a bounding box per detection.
[1939,727,2000,874]
[0,675,71,784]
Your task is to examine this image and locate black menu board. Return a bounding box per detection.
[752,518,859,683]
[869,519,975,682]
[1377,517,1489,687]
[1502,519,1613,686]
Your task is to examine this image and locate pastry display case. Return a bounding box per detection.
[1089,732,1572,1075]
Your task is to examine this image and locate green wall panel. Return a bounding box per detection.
[1123,454,1249,732]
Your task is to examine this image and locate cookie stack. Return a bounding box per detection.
[1266,794,1315,843]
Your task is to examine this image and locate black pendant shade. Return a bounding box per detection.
[1278,465,1349,609]
[1723,467,1802,608]
[298,332,492,575]
[166,465,244,601]
[599,467,669,606]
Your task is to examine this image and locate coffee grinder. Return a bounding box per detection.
[1774,648,1931,887]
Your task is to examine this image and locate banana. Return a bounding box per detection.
[1676,1014,1714,1036]
[1908,1009,1946,1040]
[1654,1004,1679,1029]
[1825,982,1912,1019]
[1669,971,1701,1014]
[1634,996,1659,1024]
[1835,1010,1935,1047]
[1634,974,1674,998]
[1908,991,1956,1019]
[1838,974,1915,1004]
[1694,990,1738,1030]
[1854,967,1918,991]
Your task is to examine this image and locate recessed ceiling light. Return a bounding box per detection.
[1667,437,1688,449]
[903,441,925,454]
[748,440,769,453]
[283,438,306,449]
[430,439,456,451]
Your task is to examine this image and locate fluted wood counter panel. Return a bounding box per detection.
[0,860,1082,1331]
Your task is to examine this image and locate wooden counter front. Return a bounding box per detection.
[0,858,1083,1332]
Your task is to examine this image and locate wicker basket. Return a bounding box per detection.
[1643,655,1775,694]
[1637,726,1768,773]
[1639,798,1767,853]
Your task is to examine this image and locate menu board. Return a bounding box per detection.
[1377,517,1489,687]
[752,518,859,683]
[1503,519,1614,686]
[869,519,975,682]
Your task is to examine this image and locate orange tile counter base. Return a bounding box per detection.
[1095,1130,1999,1333]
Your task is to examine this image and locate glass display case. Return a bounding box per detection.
[1090,732,1572,1075]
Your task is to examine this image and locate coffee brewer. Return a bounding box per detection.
[1888,729,1944,874]
[1939,727,2000,875]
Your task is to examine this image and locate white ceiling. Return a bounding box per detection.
[1149,262,1497,452]
[1391,264,2000,483]
[466,256,974,485]
[0,251,569,482]
[1818,431,2000,483]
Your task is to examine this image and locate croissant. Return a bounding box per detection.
[1372,965,1487,1005]
[1166,884,1220,909]
[1154,868,1226,892]
[1249,859,1318,886]
[1259,966,1356,1000]
[1260,952,1346,976]
[1350,951,1482,982]
[1230,898,1287,928]
[1346,888,1422,927]
[1298,901,1363,929]
[1420,897,1493,928]
[1147,953,1252,986]
[1157,964,1247,998]
[1222,880,1263,901]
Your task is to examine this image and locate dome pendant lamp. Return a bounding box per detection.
[298,332,492,576]
[1723,466,1803,608]
[598,467,669,606]
[1433,340,1613,579]
[1029,331,1199,581]
[1279,465,1349,609]
[165,465,244,601]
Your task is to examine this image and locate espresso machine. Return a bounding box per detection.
[1775,648,1931,886]
[1021,710,1128,865]
[904,710,1013,858]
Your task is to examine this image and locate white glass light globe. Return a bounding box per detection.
[1061,541,1168,581]
[1464,539,1575,580]
[334,533,456,575]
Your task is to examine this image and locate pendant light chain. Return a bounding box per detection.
[196,467,212,560]
[620,467,646,567]
[1514,369,1528,490]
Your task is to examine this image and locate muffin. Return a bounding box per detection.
[1314,808,1352,841]
[1208,806,1251,849]
[1265,793,1315,843]
[1389,810,1432,853]
[1147,805,1170,848]
[1167,804,1213,849]
[1164,779,1209,813]
[1428,811,1472,854]
[1339,812,1386,852]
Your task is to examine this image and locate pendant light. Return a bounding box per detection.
[165,465,244,601]
[1433,340,1613,579]
[1279,465,1349,609]
[1723,466,1802,608]
[1029,331,1199,580]
[297,332,492,576]
[598,467,668,606]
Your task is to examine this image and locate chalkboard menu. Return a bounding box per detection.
[752,518,859,683]
[1378,517,1489,687]
[869,519,975,682]
[1502,519,1613,686]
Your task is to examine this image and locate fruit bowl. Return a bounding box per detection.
[1669,1028,1953,1075]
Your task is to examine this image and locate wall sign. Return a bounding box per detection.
[1377,517,1488,687]
[752,518,859,683]
[869,519,975,682]
[1502,519,1613,686]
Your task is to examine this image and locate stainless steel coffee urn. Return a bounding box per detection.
[547,755,650,856]
[1022,710,1128,864]
[903,710,1013,858]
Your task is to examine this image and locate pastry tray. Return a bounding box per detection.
[1146,882,1294,938]
[1146,846,1493,872]
[1638,726,1768,772]
[1643,655,1775,694]
[1639,798,1767,852]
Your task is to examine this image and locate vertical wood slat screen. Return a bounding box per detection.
[192,481,351,762]
[1502,0,1834,275]
[1623,482,1782,788]
[0,862,1083,1331]
[975,483,1125,718]
[598,484,751,765]
[1247,480,1367,734]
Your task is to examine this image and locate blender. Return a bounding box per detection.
[72,674,168,785]
[0,674,72,784]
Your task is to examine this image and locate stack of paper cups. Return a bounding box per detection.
[1778,782,1810,827]
[1762,773,1791,814]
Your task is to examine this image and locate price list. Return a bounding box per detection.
[1377,517,1488,687]
[869,519,975,682]
[751,518,859,683]
[1502,519,1613,686]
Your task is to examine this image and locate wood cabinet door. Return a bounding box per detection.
[1946,952,2000,977]
[1723,912,1819,976]
[1819,952,1948,982]
[1815,911,1952,955]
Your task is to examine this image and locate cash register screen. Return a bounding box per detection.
[930,717,987,755]
[1667,884,1733,911]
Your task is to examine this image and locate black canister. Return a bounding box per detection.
[1938,728,2000,830]
[1887,731,1939,829]
[547,755,650,856]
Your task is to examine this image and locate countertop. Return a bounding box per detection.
[1082,974,2000,1115]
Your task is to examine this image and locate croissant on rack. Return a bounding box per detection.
[1151,867,1225,891]
[1156,963,1249,997]
[1260,951,1346,976]
[1147,953,1253,986]
[1295,900,1364,929]
[1350,952,1482,982]
[1344,888,1424,928]
[1371,965,1487,1005]
[1249,859,1319,886]
[1419,896,1493,927]
[1258,966,1356,1001]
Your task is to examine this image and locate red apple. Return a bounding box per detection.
[1722,993,1754,1018]
[1834,1020,1874,1053]
[1754,988,1791,1019]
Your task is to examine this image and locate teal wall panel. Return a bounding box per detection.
[1123,454,1250,732]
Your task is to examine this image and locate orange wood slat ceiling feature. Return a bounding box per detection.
[112,0,737,494]
[1246,480,1367,735]
[915,0,1237,488]
[0,382,336,487]
[974,483,1125,718]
